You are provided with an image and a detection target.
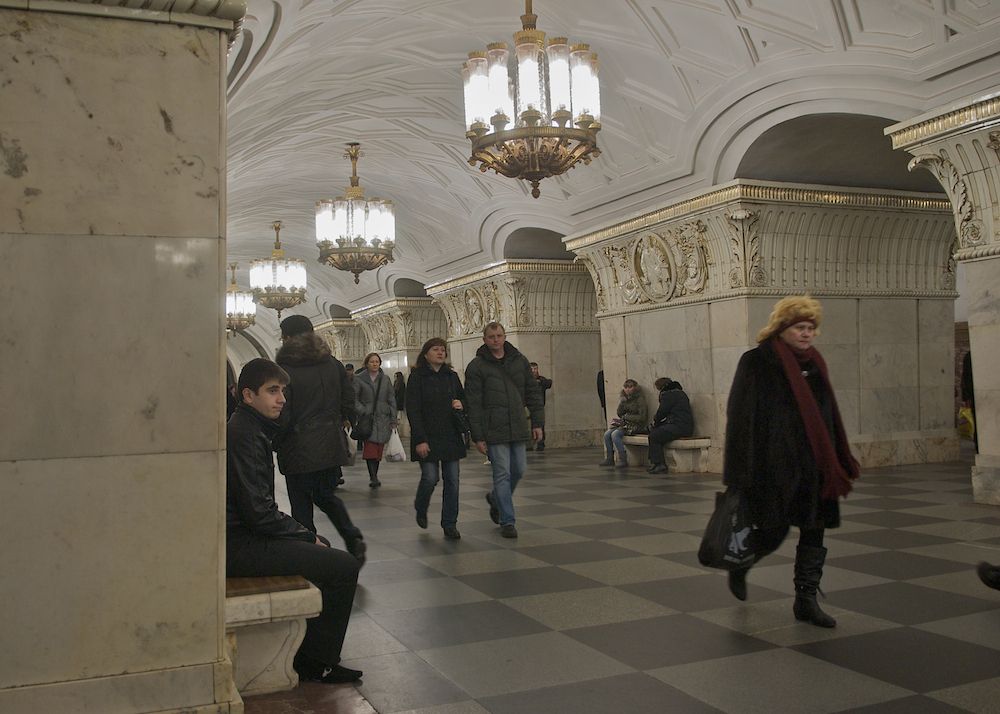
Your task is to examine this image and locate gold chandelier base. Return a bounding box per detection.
[319,243,394,284]
[252,289,306,319]
[226,316,255,333]
[468,125,600,198]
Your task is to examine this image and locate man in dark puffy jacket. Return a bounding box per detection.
[227,358,361,684]
[465,322,544,538]
[274,315,366,566]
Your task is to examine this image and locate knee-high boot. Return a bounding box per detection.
[367,459,381,489]
[793,545,836,627]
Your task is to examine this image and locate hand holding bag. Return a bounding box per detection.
[698,487,756,570]
[384,428,406,462]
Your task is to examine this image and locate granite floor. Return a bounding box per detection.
[243,442,1000,714]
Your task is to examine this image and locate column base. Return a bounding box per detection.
[972,459,1000,506]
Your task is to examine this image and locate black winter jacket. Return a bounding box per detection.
[651,381,695,436]
[407,363,468,463]
[465,342,543,444]
[226,403,314,542]
[274,333,354,475]
[722,337,841,532]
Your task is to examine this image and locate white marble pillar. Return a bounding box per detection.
[429,261,604,447]
[887,89,1000,503]
[0,3,243,712]
[568,180,959,472]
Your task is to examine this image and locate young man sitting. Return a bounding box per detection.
[227,358,362,684]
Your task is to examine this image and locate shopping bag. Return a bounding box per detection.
[958,406,975,441]
[698,487,756,570]
[384,429,406,462]
[342,427,357,467]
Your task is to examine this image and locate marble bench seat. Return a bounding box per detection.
[225,575,322,697]
[622,435,712,473]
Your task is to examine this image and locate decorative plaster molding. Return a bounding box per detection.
[727,210,766,288]
[908,153,985,249]
[886,90,1000,150]
[351,298,447,351]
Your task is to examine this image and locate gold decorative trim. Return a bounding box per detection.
[351,297,439,319]
[887,93,1000,150]
[565,181,952,251]
[426,260,586,294]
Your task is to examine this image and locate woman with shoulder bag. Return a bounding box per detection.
[722,295,859,628]
[599,379,647,468]
[354,352,397,489]
[407,338,467,539]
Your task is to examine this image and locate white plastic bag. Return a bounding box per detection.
[384,429,406,462]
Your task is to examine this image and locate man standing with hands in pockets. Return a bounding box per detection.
[465,323,544,538]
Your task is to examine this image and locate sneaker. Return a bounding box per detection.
[416,512,428,529]
[485,492,500,524]
[346,538,367,568]
[978,561,1000,590]
[443,527,461,539]
[500,524,518,538]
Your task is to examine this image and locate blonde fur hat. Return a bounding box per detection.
[756,295,823,343]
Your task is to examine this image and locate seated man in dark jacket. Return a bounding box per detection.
[227,358,361,684]
[647,377,695,474]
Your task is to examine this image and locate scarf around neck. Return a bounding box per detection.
[771,336,859,499]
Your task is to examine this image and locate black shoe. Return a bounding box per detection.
[598,455,615,466]
[337,477,345,485]
[728,568,747,601]
[978,562,1000,590]
[443,527,461,539]
[294,654,362,684]
[647,463,666,474]
[536,444,545,452]
[369,479,381,489]
[346,538,366,568]
[500,524,518,538]
[416,512,428,529]
[485,492,500,524]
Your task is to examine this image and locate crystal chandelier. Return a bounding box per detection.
[249,221,307,319]
[226,262,256,335]
[462,0,601,198]
[316,143,395,284]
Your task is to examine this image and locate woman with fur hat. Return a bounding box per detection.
[722,295,859,627]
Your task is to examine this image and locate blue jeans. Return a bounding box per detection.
[414,460,460,529]
[604,427,625,455]
[486,442,527,526]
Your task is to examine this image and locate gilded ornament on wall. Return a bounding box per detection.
[632,234,675,301]
[604,245,644,304]
[908,154,984,249]
[727,209,767,288]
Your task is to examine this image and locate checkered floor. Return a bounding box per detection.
[252,443,1000,714]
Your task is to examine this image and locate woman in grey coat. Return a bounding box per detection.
[354,352,397,488]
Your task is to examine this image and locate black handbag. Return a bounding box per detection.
[350,376,382,442]
[698,487,756,570]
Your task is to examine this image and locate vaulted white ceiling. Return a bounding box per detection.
[225,0,1000,339]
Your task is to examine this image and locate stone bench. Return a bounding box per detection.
[224,575,322,696]
[622,435,712,473]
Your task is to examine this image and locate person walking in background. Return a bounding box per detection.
[407,338,467,539]
[962,350,978,454]
[393,371,407,423]
[722,295,859,628]
[354,352,397,489]
[600,379,647,468]
[273,315,366,567]
[646,378,694,474]
[465,322,544,539]
[529,362,552,451]
[597,369,607,421]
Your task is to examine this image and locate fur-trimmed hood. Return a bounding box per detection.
[275,332,332,368]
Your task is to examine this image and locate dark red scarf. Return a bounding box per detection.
[771,336,859,498]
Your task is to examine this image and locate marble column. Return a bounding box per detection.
[567,180,959,472]
[0,3,243,713]
[887,89,1000,504]
[428,261,604,448]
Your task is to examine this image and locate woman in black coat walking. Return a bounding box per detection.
[647,378,694,474]
[408,338,467,539]
[722,295,859,627]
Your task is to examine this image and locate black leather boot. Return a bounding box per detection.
[728,567,748,601]
[793,545,836,627]
[367,459,381,488]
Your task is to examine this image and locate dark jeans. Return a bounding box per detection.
[648,424,690,465]
[227,528,359,667]
[285,467,362,545]
[414,460,460,528]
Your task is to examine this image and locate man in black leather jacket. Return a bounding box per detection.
[227,358,362,684]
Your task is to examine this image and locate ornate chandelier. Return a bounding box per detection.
[226,262,256,335]
[462,0,601,198]
[249,221,307,319]
[316,143,395,284]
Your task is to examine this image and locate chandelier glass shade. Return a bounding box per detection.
[226,262,256,333]
[316,143,395,284]
[462,0,601,198]
[249,221,307,319]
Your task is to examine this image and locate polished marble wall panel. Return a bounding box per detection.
[0,12,222,239]
[0,451,221,687]
[709,299,750,348]
[0,233,224,462]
